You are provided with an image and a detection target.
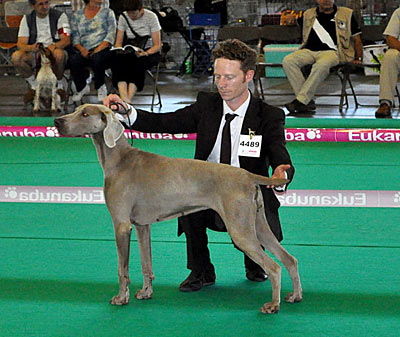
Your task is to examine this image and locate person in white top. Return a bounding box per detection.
[375,8,400,119]
[11,0,71,104]
[111,0,162,103]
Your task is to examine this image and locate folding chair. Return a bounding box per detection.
[1,0,31,72]
[188,13,220,76]
[0,27,18,70]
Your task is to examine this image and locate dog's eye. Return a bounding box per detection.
[82,112,89,117]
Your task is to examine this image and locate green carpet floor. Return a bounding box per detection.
[1,135,399,337]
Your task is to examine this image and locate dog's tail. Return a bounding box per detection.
[251,173,289,187]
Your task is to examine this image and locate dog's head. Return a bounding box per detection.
[38,43,55,66]
[54,104,125,148]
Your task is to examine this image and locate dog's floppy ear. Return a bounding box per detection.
[101,106,125,148]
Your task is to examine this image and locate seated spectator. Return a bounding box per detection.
[111,0,161,103]
[375,8,400,119]
[69,0,116,102]
[11,0,71,104]
[71,0,109,12]
[282,0,363,116]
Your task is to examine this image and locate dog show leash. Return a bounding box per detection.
[109,102,134,145]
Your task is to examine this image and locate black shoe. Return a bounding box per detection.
[285,99,316,116]
[307,99,316,110]
[375,103,392,119]
[245,266,268,282]
[179,268,216,292]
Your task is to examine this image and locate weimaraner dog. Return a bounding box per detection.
[54,104,302,314]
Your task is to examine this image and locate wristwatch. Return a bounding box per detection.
[356,56,362,61]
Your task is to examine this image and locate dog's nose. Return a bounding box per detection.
[54,118,64,129]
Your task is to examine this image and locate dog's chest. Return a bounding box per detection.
[37,67,57,84]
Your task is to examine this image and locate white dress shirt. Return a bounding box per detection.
[207,92,250,168]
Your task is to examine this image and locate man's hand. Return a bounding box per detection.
[267,164,291,188]
[80,48,90,58]
[103,94,128,112]
[30,43,40,52]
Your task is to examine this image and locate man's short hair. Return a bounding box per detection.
[123,0,143,11]
[212,39,258,73]
[28,0,37,5]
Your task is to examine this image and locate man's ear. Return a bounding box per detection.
[245,69,255,83]
[102,108,125,148]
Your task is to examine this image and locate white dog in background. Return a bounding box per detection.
[33,44,60,116]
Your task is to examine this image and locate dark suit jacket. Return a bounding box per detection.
[131,91,294,241]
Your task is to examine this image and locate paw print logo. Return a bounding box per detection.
[306,129,322,140]
[46,127,60,138]
[393,192,400,203]
[4,186,18,199]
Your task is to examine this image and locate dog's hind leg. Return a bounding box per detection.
[110,220,132,305]
[134,224,155,300]
[221,203,282,314]
[254,190,302,304]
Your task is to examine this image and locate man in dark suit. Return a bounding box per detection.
[103,39,294,292]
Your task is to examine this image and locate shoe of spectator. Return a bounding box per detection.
[72,84,90,102]
[86,72,93,85]
[307,99,316,110]
[285,99,316,116]
[23,88,35,104]
[56,89,67,102]
[97,84,107,102]
[375,103,392,119]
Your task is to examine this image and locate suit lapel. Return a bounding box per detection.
[197,95,224,160]
[241,94,262,136]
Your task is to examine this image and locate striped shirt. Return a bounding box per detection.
[118,9,161,47]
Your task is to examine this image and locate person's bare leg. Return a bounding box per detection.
[127,83,138,103]
[11,50,34,78]
[118,81,129,102]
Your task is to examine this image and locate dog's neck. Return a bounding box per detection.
[92,132,132,176]
[41,58,51,66]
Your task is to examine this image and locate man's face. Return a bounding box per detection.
[32,0,51,18]
[317,0,335,13]
[214,58,253,105]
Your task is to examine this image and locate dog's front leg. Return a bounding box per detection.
[134,224,155,300]
[110,221,132,305]
[51,83,57,114]
[33,83,40,114]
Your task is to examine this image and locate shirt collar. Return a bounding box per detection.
[222,90,251,119]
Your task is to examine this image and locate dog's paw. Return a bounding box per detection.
[260,302,280,314]
[284,292,302,303]
[110,291,130,305]
[135,287,153,300]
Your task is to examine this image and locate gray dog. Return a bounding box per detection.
[54,104,302,314]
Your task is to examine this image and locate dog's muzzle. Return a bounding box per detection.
[54,117,65,134]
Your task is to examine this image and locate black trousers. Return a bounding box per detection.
[111,51,161,91]
[69,48,113,92]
